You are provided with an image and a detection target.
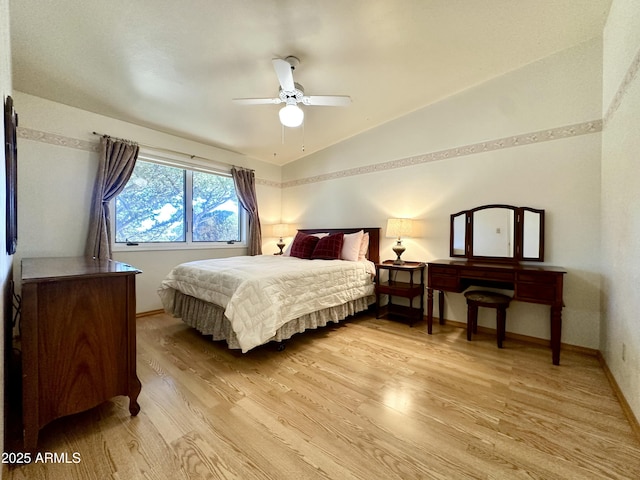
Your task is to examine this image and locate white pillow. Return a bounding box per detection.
[283,232,328,256]
[358,232,370,261]
[341,230,364,261]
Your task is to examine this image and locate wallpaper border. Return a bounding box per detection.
[16,126,279,187]
[17,127,100,153]
[18,120,602,190]
[281,120,603,188]
[604,42,640,127]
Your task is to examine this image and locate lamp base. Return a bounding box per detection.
[276,239,285,255]
[392,241,406,265]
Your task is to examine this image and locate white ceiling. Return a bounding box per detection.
[9,1,611,166]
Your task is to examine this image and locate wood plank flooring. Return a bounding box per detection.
[4,312,640,479]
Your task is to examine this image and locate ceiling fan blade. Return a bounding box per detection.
[232,97,282,105]
[272,58,296,92]
[302,95,352,106]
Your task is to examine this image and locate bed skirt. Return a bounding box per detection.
[164,289,375,350]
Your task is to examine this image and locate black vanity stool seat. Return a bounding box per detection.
[464,290,512,348]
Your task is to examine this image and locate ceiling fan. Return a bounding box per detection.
[233,56,351,128]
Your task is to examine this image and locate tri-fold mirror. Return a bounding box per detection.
[450,205,545,262]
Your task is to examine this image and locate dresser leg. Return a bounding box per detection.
[438,290,445,325]
[550,306,562,365]
[426,288,433,334]
[128,376,142,416]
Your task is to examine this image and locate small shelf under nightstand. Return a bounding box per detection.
[375,260,425,326]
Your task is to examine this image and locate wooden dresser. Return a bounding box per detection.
[427,259,566,365]
[20,257,142,450]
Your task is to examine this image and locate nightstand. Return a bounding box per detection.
[375,260,426,326]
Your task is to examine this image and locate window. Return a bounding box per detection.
[114,157,243,248]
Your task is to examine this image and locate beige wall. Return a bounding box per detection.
[1,0,12,470]
[281,39,604,350]
[601,0,640,421]
[13,92,282,312]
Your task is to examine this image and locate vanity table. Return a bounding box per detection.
[427,205,567,365]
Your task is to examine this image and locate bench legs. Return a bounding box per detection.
[467,303,478,341]
[466,304,508,348]
[496,307,506,348]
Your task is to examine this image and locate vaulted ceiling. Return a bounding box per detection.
[9,1,611,165]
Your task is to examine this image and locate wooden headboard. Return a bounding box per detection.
[297,227,380,264]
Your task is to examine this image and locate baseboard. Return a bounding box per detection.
[136,309,165,318]
[440,318,599,356]
[597,352,640,443]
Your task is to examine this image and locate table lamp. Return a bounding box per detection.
[272,224,291,255]
[386,218,414,264]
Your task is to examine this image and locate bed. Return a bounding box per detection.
[158,227,380,352]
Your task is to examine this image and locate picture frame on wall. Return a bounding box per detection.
[4,95,17,255]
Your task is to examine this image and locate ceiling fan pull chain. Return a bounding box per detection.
[302,123,305,152]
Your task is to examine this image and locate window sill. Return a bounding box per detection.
[112,242,247,253]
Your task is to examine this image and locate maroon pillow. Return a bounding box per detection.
[311,233,344,260]
[290,232,320,259]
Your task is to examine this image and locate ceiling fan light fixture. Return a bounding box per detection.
[279,102,304,128]
[234,56,350,130]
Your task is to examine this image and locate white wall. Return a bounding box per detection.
[13,92,282,312]
[601,0,640,421]
[0,0,12,470]
[282,39,603,350]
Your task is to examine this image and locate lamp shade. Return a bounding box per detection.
[279,103,304,127]
[386,218,414,239]
[272,223,290,238]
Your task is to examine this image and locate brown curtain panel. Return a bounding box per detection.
[231,167,262,255]
[85,136,139,259]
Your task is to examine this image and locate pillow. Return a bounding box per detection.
[290,232,320,259]
[284,232,328,256]
[340,230,364,261]
[311,233,344,260]
[358,232,370,261]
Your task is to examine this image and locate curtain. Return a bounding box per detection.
[85,136,139,259]
[232,166,262,255]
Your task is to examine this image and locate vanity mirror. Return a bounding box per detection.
[450,204,544,262]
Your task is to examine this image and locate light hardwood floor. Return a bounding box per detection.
[4,312,640,479]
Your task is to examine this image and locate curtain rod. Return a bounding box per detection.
[91,131,253,171]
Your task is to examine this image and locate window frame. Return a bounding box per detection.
[111,149,247,252]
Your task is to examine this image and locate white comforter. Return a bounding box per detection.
[158,255,375,352]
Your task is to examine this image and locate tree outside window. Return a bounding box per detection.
[115,160,241,244]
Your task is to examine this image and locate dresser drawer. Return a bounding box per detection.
[428,265,457,276]
[517,272,559,284]
[460,268,515,282]
[516,283,558,303]
[429,275,460,290]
